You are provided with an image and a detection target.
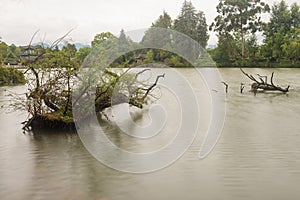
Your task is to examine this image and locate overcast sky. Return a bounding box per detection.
[0,0,298,46]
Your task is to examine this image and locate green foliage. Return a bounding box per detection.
[209,33,238,66]
[0,41,9,64]
[144,50,154,63]
[142,11,173,48]
[174,1,209,47]
[208,0,300,67]
[3,0,300,70]
[262,0,300,64]
[76,46,92,63]
[164,55,191,67]
[0,40,21,65]
[20,41,82,121]
[211,0,270,34]
[118,29,132,53]
[211,0,270,60]
[281,27,300,63]
[140,3,209,68]
[0,66,26,85]
[91,32,116,48]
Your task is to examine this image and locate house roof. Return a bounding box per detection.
[20,45,38,50]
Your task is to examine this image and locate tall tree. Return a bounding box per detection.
[211,0,270,60]
[91,32,115,48]
[290,3,300,28]
[117,29,135,65]
[174,0,209,47]
[262,0,300,63]
[142,11,173,62]
[118,29,133,53]
[142,11,173,47]
[281,27,300,63]
[76,47,92,63]
[264,0,290,39]
[196,11,210,48]
[153,11,172,29]
[0,40,9,65]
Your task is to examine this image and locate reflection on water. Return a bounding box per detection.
[1,68,300,200]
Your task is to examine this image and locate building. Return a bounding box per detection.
[20,45,38,62]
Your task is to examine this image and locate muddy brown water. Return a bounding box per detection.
[1,68,300,200]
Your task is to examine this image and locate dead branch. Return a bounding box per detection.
[257,74,267,83]
[135,69,151,79]
[240,83,245,94]
[221,82,228,93]
[140,74,165,101]
[240,68,290,93]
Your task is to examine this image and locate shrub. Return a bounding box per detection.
[0,66,26,85]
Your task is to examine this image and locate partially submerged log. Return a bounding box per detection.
[240,83,245,94]
[221,82,228,93]
[240,68,290,94]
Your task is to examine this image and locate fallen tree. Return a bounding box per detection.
[240,68,290,94]
[17,31,164,132]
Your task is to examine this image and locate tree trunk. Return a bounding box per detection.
[241,22,245,60]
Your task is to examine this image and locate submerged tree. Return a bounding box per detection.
[19,32,164,131]
[240,68,289,94]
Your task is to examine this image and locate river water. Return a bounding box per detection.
[1,68,300,200]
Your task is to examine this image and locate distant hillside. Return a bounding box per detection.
[74,43,90,50]
[58,43,90,50]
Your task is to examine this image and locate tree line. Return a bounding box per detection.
[142,0,300,67]
[1,0,300,68]
[210,0,300,67]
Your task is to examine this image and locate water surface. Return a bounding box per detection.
[1,68,300,200]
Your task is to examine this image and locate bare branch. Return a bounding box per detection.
[140,74,165,101]
[135,69,151,79]
[270,72,275,86]
[221,81,229,93]
[240,68,259,83]
[28,30,40,48]
[241,69,290,93]
[50,29,74,49]
[257,74,267,83]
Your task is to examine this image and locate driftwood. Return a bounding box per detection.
[221,82,228,93]
[240,68,290,94]
[240,83,245,94]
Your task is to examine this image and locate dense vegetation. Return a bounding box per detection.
[0,66,25,85]
[0,38,21,65]
[1,0,300,68]
[209,0,300,67]
[0,38,26,85]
